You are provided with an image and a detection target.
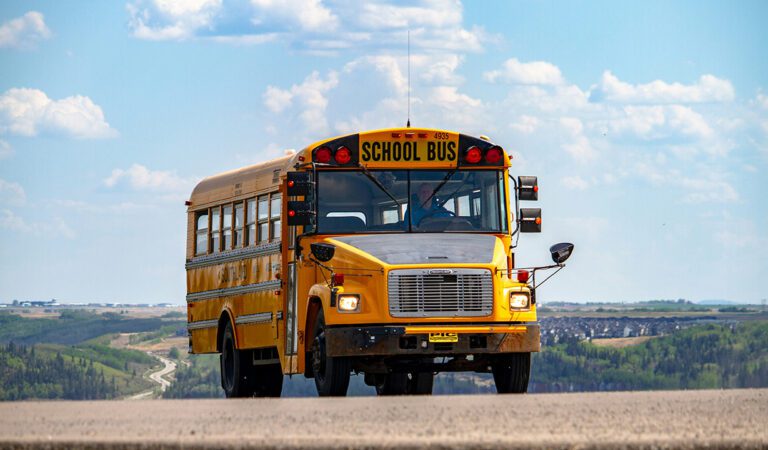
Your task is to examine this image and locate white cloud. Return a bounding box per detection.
[0,11,51,49]
[0,88,116,139]
[104,164,196,193]
[755,92,768,109]
[591,71,735,104]
[0,179,26,205]
[127,0,223,41]
[126,0,488,54]
[251,0,338,32]
[559,117,596,161]
[356,0,462,29]
[0,139,12,159]
[263,71,339,135]
[606,105,713,141]
[510,115,539,134]
[484,58,565,85]
[0,209,75,239]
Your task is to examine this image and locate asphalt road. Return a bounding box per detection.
[1,389,766,449]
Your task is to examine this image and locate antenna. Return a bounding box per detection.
[406,30,411,128]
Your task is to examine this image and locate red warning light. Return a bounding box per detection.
[335,146,351,165]
[485,146,502,164]
[314,146,332,164]
[465,146,482,164]
[517,269,530,283]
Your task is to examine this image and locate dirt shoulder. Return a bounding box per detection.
[0,389,765,449]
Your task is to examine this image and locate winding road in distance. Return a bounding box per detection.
[1,389,766,449]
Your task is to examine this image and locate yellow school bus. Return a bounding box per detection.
[185,127,572,397]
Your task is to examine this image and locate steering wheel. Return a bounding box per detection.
[420,209,455,221]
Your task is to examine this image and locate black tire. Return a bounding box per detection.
[311,309,350,396]
[251,363,283,398]
[492,352,531,394]
[220,322,254,398]
[375,372,434,396]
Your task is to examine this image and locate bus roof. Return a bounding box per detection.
[187,154,295,210]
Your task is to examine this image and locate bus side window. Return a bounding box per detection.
[270,194,281,241]
[195,210,208,255]
[222,204,232,250]
[234,202,244,248]
[382,208,399,224]
[258,196,269,243]
[246,198,256,246]
[211,206,221,253]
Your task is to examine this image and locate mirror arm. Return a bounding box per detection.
[533,264,564,290]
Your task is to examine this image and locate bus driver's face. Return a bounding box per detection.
[417,184,433,205]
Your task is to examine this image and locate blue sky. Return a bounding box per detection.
[1,0,766,304]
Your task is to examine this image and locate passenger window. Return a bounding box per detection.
[195,211,208,255]
[211,207,221,253]
[258,196,269,242]
[234,202,244,248]
[222,204,232,250]
[382,208,399,224]
[457,195,470,217]
[246,199,256,246]
[270,194,281,241]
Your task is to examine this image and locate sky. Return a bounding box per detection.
[0,0,766,304]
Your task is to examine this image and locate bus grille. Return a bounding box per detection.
[388,268,493,317]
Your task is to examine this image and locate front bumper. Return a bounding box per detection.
[324,324,540,358]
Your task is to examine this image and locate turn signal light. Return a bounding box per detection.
[465,146,482,164]
[314,146,332,164]
[335,146,352,165]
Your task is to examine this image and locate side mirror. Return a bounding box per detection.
[519,208,542,233]
[287,201,315,226]
[550,242,574,264]
[518,176,538,201]
[286,171,313,196]
[310,243,335,262]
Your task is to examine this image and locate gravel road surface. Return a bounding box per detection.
[0,389,765,449]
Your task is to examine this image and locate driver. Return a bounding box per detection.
[410,183,452,226]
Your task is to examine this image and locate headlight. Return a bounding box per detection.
[337,294,360,312]
[509,292,530,310]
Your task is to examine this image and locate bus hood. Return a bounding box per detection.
[331,234,498,265]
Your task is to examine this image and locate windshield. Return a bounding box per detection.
[316,170,507,233]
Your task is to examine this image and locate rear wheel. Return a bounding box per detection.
[375,372,434,396]
[492,353,531,394]
[220,322,254,398]
[311,309,350,396]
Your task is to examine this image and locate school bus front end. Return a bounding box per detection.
[285,128,570,396]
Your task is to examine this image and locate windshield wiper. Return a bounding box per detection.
[423,166,460,208]
[357,163,401,209]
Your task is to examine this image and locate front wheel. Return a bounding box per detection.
[311,309,351,396]
[492,352,531,394]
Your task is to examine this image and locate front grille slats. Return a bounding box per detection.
[388,269,493,317]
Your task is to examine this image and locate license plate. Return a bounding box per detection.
[428,332,458,343]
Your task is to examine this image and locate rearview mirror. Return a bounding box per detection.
[550,242,574,264]
[518,176,538,201]
[311,243,335,262]
[519,208,542,233]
